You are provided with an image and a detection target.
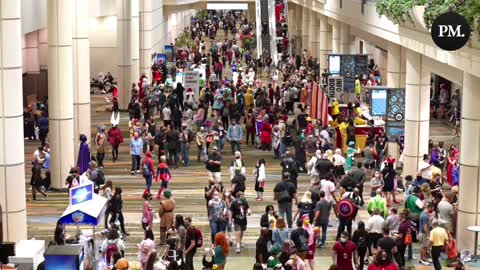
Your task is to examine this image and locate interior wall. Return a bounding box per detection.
[89,16,117,77]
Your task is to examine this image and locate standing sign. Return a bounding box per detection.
[327,77,344,99]
[183,71,200,100]
[69,183,94,206]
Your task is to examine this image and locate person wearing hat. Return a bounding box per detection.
[77,134,91,174]
[158,190,175,244]
[206,146,222,183]
[108,121,124,162]
[114,258,129,270]
[307,150,323,184]
[65,167,80,191]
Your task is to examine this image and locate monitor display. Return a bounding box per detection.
[45,255,78,270]
[0,242,15,264]
[371,89,387,116]
[70,184,93,206]
[329,55,341,75]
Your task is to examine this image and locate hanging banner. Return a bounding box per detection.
[327,77,344,99]
[183,70,200,100]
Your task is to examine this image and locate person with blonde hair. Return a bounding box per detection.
[295,191,314,223]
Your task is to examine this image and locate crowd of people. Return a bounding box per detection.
[23,8,467,270]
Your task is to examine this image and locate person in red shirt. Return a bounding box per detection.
[332,231,359,270]
[367,250,399,270]
[142,151,156,192]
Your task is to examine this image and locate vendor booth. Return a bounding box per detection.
[49,181,108,270]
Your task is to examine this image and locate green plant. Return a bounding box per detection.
[376,0,480,36]
[376,0,426,24]
[241,36,257,51]
[174,30,194,48]
[196,10,208,21]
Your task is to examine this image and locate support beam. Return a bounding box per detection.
[117,0,133,109]
[131,0,140,82]
[457,71,480,252]
[0,0,27,243]
[48,0,75,189]
[403,49,430,178]
[340,23,350,54]
[332,20,340,54]
[139,0,152,78]
[318,14,328,70]
[73,0,91,154]
[387,42,406,88]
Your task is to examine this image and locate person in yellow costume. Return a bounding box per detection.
[355,76,361,98]
[331,98,340,120]
[244,88,254,112]
[354,115,367,126]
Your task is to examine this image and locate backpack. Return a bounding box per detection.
[192,227,203,248]
[222,107,230,118]
[96,170,105,186]
[357,234,368,248]
[404,228,413,245]
[142,162,152,177]
[299,203,313,218]
[105,240,119,264]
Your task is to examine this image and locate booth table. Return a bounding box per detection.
[335,125,384,153]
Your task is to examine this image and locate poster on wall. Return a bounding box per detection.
[327,54,369,91]
[328,55,341,75]
[156,54,167,64]
[371,89,387,116]
[164,45,174,61]
[183,70,200,100]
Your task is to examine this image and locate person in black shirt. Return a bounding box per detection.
[108,187,128,236]
[352,221,369,270]
[377,227,397,261]
[255,228,270,264]
[230,191,250,253]
[231,170,246,198]
[290,218,310,259]
[348,162,366,205]
[274,176,298,228]
[184,217,197,270]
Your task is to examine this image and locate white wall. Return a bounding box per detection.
[21,0,47,34]
[89,16,117,77]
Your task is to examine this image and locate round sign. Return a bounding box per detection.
[395,113,404,122]
[337,199,355,218]
[431,12,470,51]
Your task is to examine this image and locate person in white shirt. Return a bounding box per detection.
[320,177,336,203]
[162,104,172,127]
[366,208,385,254]
[418,154,433,181]
[307,150,322,184]
[333,148,346,179]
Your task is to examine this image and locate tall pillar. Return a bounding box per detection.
[38,29,48,70]
[457,72,480,252]
[117,0,132,109]
[311,13,321,58]
[0,0,27,243]
[296,5,303,49]
[301,7,309,54]
[288,5,296,38]
[131,0,140,81]
[340,23,350,54]
[332,20,340,53]
[48,0,75,189]
[387,42,406,88]
[139,0,152,78]
[73,0,91,154]
[403,49,430,178]
[247,2,255,22]
[308,10,315,56]
[318,14,328,70]
[25,31,40,74]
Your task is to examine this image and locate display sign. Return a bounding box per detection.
[164,45,174,61]
[45,245,83,270]
[327,77,344,99]
[156,53,167,64]
[183,71,200,100]
[328,55,341,75]
[69,184,93,206]
[371,89,387,116]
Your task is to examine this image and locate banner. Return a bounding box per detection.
[327,77,343,99]
[310,81,329,127]
[156,53,167,64]
[183,70,200,100]
[164,45,174,61]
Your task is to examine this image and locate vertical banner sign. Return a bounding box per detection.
[327,77,344,99]
[183,71,200,100]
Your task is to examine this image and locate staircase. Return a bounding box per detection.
[258,0,271,57]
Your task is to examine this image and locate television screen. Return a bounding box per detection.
[45,255,77,270]
[70,184,93,205]
[371,89,387,116]
[0,242,15,264]
[329,55,341,75]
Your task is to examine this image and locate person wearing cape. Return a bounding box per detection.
[77,134,91,174]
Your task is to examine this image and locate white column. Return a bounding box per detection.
[73,0,91,155]
[0,0,27,243]
[332,20,340,54]
[288,5,296,38]
[117,0,132,109]
[296,5,303,46]
[387,42,406,88]
[131,0,140,82]
[318,14,328,70]
[247,2,255,22]
[25,31,40,74]
[457,72,480,252]
[340,22,350,54]
[38,29,48,70]
[48,0,75,189]
[403,49,430,178]
[308,10,315,56]
[139,0,152,78]
[311,13,320,58]
[301,7,309,54]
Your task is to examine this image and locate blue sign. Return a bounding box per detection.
[164,45,174,52]
[371,89,387,116]
[70,184,93,206]
[156,53,167,64]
